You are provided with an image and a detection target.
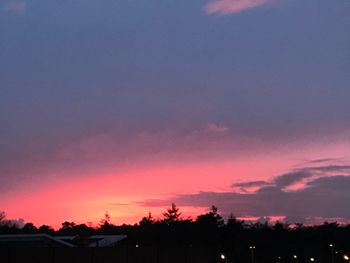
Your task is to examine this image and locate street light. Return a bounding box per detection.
[293,255,298,263]
[220,253,227,263]
[330,244,335,263]
[310,257,315,262]
[249,246,256,263]
[344,255,349,261]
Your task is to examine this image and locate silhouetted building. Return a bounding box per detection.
[0,234,74,247]
[0,234,127,248]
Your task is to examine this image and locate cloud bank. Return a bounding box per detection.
[140,163,350,223]
[205,0,276,15]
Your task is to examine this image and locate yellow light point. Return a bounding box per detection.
[344,255,349,261]
[220,254,226,260]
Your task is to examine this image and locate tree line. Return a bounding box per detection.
[1,205,350,262]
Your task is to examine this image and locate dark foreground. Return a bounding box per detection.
[2,246,217,263]
[1,207,350,262]
[1,245,349,263]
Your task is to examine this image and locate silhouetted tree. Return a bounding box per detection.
[196,206,224,227]
[22,223,37,233]
[194,206,224,244]
[99,212,111,226]
[0,211,5,222]
[139,212,155,226]
[38,225,54,234]
[61,221,76,230]
[98,212,119,234]
[1,208,350,263]
[162,203,182,224]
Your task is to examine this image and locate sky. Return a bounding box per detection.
[0,0,349,228]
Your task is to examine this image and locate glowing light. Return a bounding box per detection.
[220,254,226,260]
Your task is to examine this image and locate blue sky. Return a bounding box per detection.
[1,0,349,136]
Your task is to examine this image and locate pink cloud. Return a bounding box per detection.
[205,0,276,15]
[4,1,26,15]
[206,123,230,133]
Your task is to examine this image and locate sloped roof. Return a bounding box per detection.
[0,234,127,247]
[87,235,127,247]
[0,234,75,247]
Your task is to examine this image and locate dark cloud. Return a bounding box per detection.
[312,165,350,173]
[273,165,350,188]
[232,180,271,188]
[232,165,350,191]
[274,170,312,188]
[140,164,350,222]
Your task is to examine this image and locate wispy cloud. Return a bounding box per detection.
[205,0,276,15]
[4,1,26,15]
[308,158,340,164]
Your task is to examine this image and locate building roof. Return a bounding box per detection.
[87,235,127,247]
[0,234,127,248]
[0,234,75,247]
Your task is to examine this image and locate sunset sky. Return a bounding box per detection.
[0,0,349,228]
